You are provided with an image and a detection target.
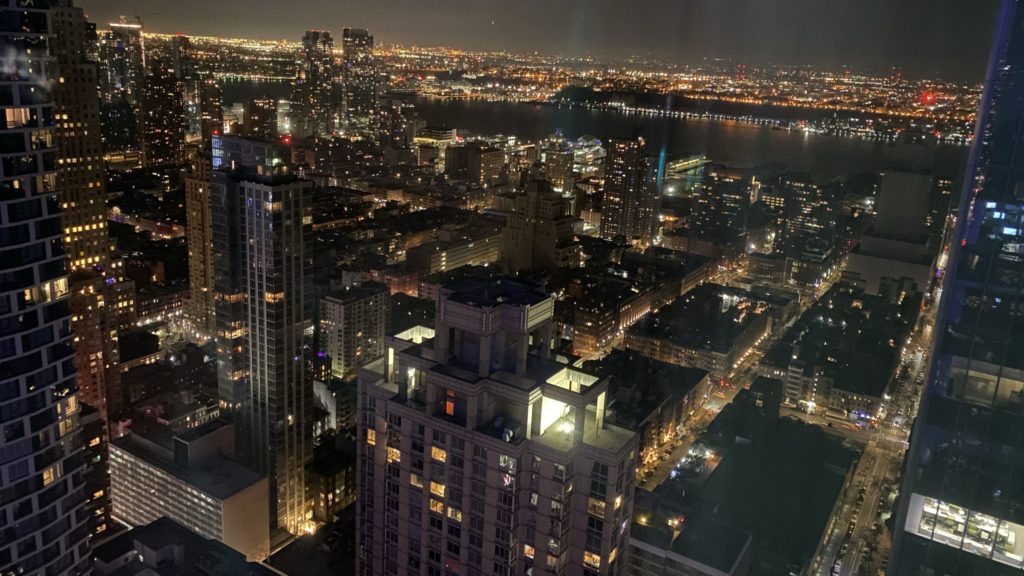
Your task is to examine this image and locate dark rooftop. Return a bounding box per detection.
[444,277,549,308]
[763,284,920,397]
[630,283,772,353]
[93,517,276,576]
[118,330,160,363]
[323,281,389,304]
[582,349,708,429]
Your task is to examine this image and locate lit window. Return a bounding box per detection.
[432,446,447,463]
[445,389,456,416]
[588,497,606,518]
[430,481,446,498]
[446,506,462,522]
[429,499,444,514]
[583,551,602,569]
[410,474,423,489]
[88,437,101,448]
[367,429,376,446]
[523,544,535,559]
[42,466,56,486]
[387,446,401,463]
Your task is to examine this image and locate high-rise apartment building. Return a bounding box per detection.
[292,30,336,138]
[97,17,145,156]
[357,278,639,576]
[890,1,1024,573]
[874,132,937,242]
[245,97,279,141]
[199,74,224,145]
[141,60,186,167]
[51,9,113,272]
[689,172,752,255]
[52,0,138,430]
[777,173,836,258]
[186,155,216,334]
[319,282,390,381]
[600,136,659,246]
[1,2,92,573]
[544,145,575,194]
[211,135,314,534]
[502,179,581,271]
[342,28,381,135]
[97,17,145,105]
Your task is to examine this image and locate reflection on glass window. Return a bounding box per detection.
[906,493,1024,569]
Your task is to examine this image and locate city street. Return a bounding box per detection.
[811,263,944,576]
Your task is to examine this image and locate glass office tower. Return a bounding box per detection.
[891,0,1024,573]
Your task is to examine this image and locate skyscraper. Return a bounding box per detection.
[292,30,336,138]
[342,28,381,135]
[319,282,389,381]
[97,17,145,105]
[52,0,137,426]
[689,171,752,256]
[141,60,186,167]
[186,155,216,335]
[544,144,575,194]
[97,17,145,156]
[211,136,314,534]
[1,1,92,573]
[502,179,581,271]
[357,278,638,576]
[777,173,836,259]
[599,136,660,246]
[200,74,224,145]
[890,1,1024,573]
[245,97,279,140]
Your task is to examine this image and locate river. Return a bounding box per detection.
[221,80,969,182]
[412,98,969,182]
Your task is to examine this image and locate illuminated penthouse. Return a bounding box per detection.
[357,277,640,576]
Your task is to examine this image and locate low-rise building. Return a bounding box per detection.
[759,284,920,419]
[108,420,270,560]
[625,284,775,380]
[583,350,711,473]
[405,225,503,274]
[92,517,276,576]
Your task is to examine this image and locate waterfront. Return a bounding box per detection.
[221,80,968,181]
[412,98,969,181]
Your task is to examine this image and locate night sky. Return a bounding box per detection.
[81,0,1000,81]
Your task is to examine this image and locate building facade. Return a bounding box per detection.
[140,60,186,167]
[357,278,639,576]
[342,28,381,135]
[211,135,315,534]
[0,2,92,572]
[108,422,270,560]
[186,155,216,334]
[320,282,390,380]
[292,30,335,139]
[891,1,1024,573]
[600,136,659,246]
[502,179,581,272]
[245,97,278,141]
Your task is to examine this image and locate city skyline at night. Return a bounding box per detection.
[79,0,1000,81]
[3,1,1022,575]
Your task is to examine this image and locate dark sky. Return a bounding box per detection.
[80,0,1000,81]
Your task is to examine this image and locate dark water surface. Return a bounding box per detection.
[222,80,969,181]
